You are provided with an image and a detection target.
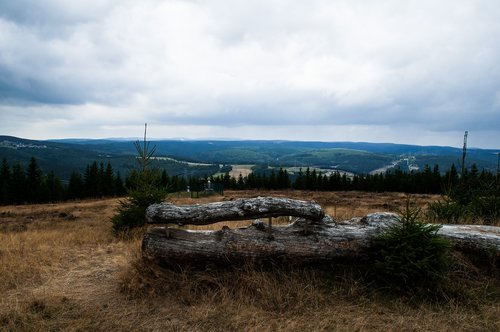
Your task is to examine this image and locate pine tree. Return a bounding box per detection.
[305,167,312,190]
[84,161,100,197]
[0,159,11,204]
[160,170,169,189]
[102,162,115,196]
[10,162,26,204]
[432,164,441,194]
[112,124,166,232]
[98,162,106,195]
[310,169,318,190]
[268,170,277,190]
[114,172,126,196]
[445,164,459,189]
[67,171,84,199]
[246,172,256,188]
[237,173,245,189]
[277,168,290,189]
[44,171,64,202]
[26,157,42,203]
[295,168,305,190]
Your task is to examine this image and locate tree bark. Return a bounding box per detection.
[146,197,326,225]
[142,212,500,268]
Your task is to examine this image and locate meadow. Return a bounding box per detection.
[1,191,498,331]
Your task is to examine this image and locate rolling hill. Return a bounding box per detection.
[1,135,498,181]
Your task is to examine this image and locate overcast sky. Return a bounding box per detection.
[1,0,499,148]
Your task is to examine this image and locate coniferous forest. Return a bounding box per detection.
[0,157,125,204]
[1,156,498,209]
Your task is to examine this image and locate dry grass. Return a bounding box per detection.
[228,165,254,179]
[1,191,499,331]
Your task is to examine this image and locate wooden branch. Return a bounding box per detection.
[145,196,326,226]
[142,212,500,268]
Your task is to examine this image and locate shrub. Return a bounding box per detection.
[111,171,166,232]
[111,124,166,232]
[428,180,500,225]
[427,196,471,224]
[111,174,166,231]
[371,200,451,293]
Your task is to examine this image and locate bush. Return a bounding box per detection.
[371,200,451,293]
[427,196,471,224]
[112,170,166,232]
[428,181,500,225]
[468,193,500,224]
[112,126,166,233]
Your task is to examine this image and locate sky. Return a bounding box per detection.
[0,0,499,148]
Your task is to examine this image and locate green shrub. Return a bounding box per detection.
[468,194,500,224]
[434,168,500,225]
[111,183,166,231]
[428,180,500,225]
[427,196,471,224]
[111,124,166,232]
[111,174,166,232]
[371,200,451,293]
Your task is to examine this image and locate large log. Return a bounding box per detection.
[142,212,500,268]
[145,197,326,225]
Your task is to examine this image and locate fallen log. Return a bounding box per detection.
[145,196,326,225]
[142,212,500,268]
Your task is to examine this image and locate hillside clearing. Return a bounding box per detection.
[229,165,253,178]
[1,192,498,331]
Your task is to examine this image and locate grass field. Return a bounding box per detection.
[228,165,254,179]
[1,191,498,331]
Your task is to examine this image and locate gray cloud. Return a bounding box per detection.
[0,0,499,147]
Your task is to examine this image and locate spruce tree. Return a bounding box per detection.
[10,162,26,204]
[445,164,459,189]
[237,173,245,189]
[102,162,115,196]
[84,162,100,197]
[44,171,64,202]
[26,157,42,203]
[67,171,84,199]
[112,124,166,232]
[0,159,11,204]
[160,170,169,189]
[114,172,126,196]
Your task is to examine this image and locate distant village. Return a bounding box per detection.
[0,140,47,149]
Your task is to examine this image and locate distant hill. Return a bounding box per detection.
[1,136,498,181]
[0,136,220,181]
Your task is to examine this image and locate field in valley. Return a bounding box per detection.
[0,191,498,331]
[228,165,254,179]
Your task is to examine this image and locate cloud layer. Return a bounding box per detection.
[1,0,499,148]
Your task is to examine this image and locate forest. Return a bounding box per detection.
[1,156,498,213]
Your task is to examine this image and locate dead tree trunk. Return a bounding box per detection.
[142,209,500,268]
[146,197,327,225]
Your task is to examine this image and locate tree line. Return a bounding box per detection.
[212,164,499,222]
[1,156,497,206]
[211,164,494,195]
[0,157,216,205]
[0,157,128,204]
